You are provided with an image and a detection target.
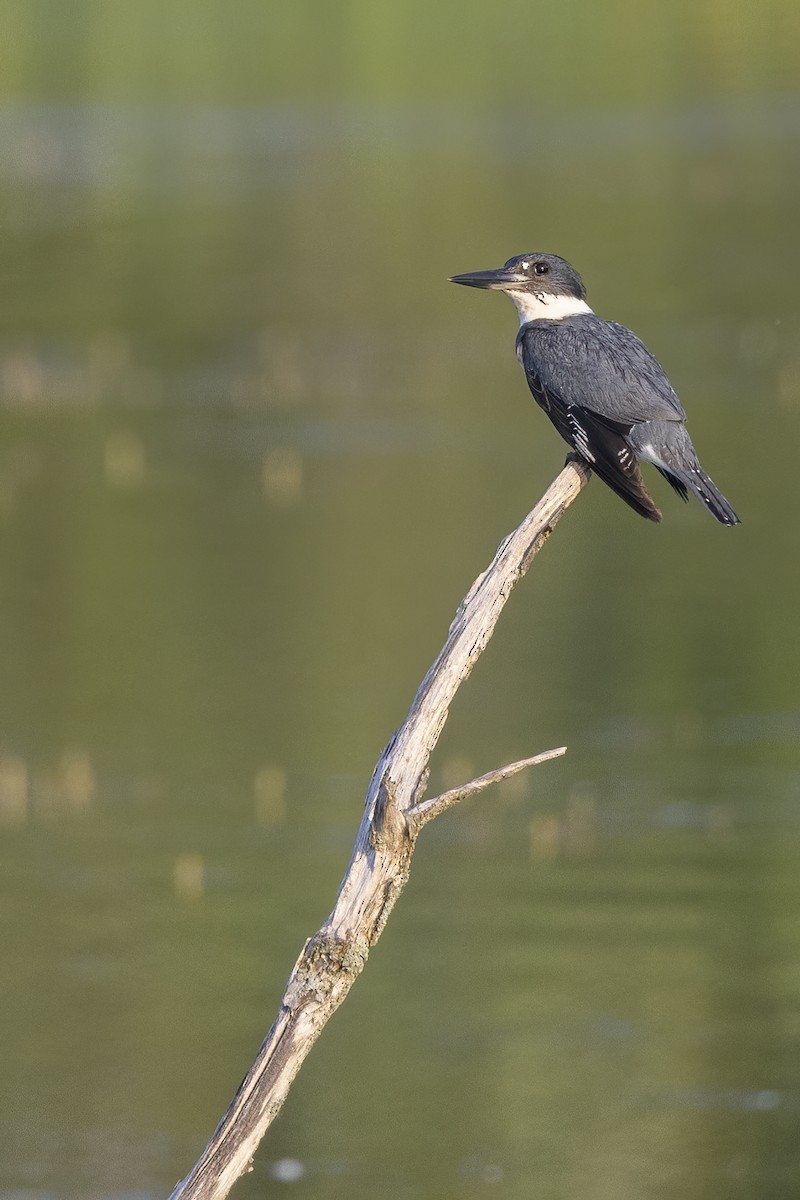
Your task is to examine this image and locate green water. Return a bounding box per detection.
[1,3,800,1197]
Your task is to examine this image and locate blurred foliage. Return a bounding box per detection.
[1,0,799,106]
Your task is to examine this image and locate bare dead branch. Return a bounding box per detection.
[167,457,591,1200]
[409,745,568,832]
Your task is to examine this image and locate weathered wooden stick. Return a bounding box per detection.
[409,745,568,832]
[168,457,591,1200]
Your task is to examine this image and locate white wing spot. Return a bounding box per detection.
[568,412,595,462]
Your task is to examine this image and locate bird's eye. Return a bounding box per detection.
[534,262,549,275]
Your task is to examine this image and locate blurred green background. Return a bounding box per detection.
[1,2,799,1197]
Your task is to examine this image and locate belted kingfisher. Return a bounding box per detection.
[449,252,739,524]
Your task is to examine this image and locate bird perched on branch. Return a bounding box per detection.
[449,252,739,525]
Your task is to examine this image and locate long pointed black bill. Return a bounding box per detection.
[448,269,524,290]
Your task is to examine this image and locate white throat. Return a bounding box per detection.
[507,290,593,325]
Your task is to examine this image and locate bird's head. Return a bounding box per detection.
[449,252,590,323]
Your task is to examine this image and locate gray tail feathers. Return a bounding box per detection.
[658,465,740,525]
[628,421,740,526]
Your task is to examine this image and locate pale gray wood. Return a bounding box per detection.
[410,745,567,831]
[168,458,591,1200]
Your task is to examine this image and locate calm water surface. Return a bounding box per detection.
[1,5,800,1198]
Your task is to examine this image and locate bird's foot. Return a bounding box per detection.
[564,451,589,470]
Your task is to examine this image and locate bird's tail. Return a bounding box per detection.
[629,421,740,526]
[658,465,740,526]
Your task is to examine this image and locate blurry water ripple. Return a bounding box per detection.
[1,97,800,196]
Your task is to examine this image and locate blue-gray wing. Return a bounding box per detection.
[517,315,686,424]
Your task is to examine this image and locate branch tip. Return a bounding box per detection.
[409,744,567,831]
